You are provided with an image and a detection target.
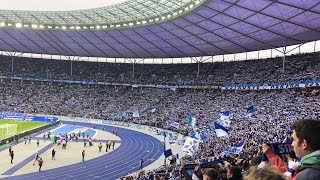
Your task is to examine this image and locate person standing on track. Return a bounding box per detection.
[10,150,14,164]
[52,149,56,160]
[82,150,85,162]
[98,142,102,152]
[38,157,43,171]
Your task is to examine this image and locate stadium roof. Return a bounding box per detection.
[0,0,320,58]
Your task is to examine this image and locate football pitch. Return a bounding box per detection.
[0,120,48,140]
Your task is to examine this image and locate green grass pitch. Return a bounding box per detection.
[0,120,48,139]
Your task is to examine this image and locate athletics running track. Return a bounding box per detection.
[0,121,163,180]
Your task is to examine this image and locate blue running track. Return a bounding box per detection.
[1,121,163,180]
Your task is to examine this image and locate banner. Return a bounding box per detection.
[222,79,320,90]
[266,142,293,155]
[101,120,112,124]
[0,113,58,122]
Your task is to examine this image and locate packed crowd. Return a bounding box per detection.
[0,52,320,85]
[0,80,319,179]
[0,52,319,179]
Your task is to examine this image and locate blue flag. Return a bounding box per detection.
[224,141,245,154]
[185,114,193,122]
[246,105,254,116]
[214,121,228,137]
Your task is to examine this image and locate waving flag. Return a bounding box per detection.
[224,141,245,154]
[185,114,193,122]
[132,110,140,118]
[220,111,230,120]
[164,134,173,158]
[220,111,231,127]
[214,121,228,137]
[182,137,200,156]
[201,131,206,141]
[191,116,197,129]
[246,105,254,116]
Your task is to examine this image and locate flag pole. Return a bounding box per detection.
[164,133,166,167]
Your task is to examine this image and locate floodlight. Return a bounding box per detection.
[76,26,81,30]
[128,23,133,26]
[167,14,171,18]
[155,18,159,21]
[24,24,29,27]
[195,1,199,4]
[62,26,67,30]
[116,24,121,27]
[102,25,108,28]
[31,24,38,28]
[69,26,74,29]
[8,23,13,27]
[161,17,166,20]
[83,26,88,29]
[96,25,101,29]
[15,23,22,28]
[190,4,194,8]
[0,22,5,27]
[142,21,146,24]
[39,25,44,29]
[48,26,52,29]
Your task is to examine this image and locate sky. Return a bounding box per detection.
[0,0,127,11]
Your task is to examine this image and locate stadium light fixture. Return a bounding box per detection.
[110,24,114,27]
[161,16,166,20]
[31,24,38,28]
[96,25,101,29]
[128,23,133,26]
[173,12,177,16]
[89,26,94,29]
[115,24,121,27]
[155,18,159,21]
[185,7,189,11]
[195,0,199,4]
[167,14,171,18]
[83,26,88,29]
[142,21,146,24]
[24,24,29,27]
[62,26,67,30]
[39,25,44,29]
[179,10,183,14]
[76,26,81,30]
[0,22,5,27]
[136,21,141,25]
[8,23,13,27]
[55,26,60,29]
[190,4,194,8]
[48,26,52,29]
[15,23,22,28]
